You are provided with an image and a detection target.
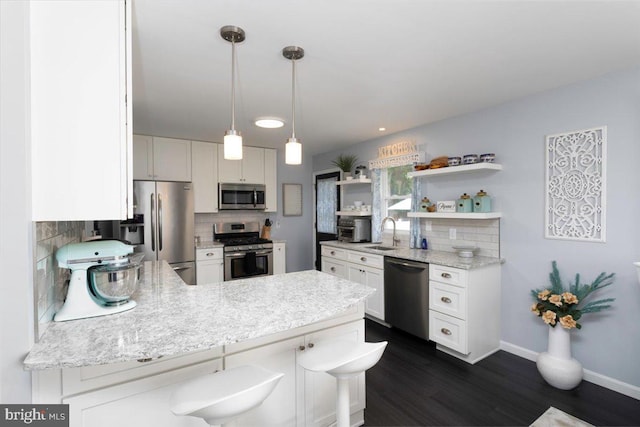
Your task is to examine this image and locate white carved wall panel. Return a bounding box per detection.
[545,126,606,242]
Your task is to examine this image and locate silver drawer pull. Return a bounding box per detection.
[330,267,336,272]
[441,272,452,279]
[308,343,314,348]
[360,256,366,262]
[441,297,452,304]
[206,252,214,257]
[299,345,306,351]
[330,251,335,255]
[441,328,452,336]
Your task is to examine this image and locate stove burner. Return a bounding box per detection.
[218,237,272,246]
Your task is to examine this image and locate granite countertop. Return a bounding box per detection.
[320,241,504,269]
[23,261,373,371]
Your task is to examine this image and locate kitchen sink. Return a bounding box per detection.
[365,245,396,251]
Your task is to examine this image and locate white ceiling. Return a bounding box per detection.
[131,0,640,156]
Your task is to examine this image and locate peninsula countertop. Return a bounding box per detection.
[320,241,504,269]
[24,261,374,371]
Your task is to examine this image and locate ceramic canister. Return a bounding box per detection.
[456,193,473,213]
[473,189,492,213]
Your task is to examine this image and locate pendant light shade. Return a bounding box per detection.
[221,25,245,160]
[285,137,302,165]
[283,46,304,165]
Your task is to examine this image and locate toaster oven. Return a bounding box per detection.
[337,217,371,243]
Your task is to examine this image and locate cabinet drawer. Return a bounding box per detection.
[346,250,383,269]
[429,311,468,355]
[430,264,467,288]
[321,245,347,260]
[430,281,467,320]
[322,258,347,278]
[196,248,223,261]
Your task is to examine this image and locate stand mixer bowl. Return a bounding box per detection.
[87,253,144,306]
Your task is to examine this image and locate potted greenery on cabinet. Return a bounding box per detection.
[332,154,358,179]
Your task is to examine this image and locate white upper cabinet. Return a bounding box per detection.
[30,0,132,220]
[133,136,192,182]
[217,145,265,184]
[191,141,219,213]
[132,135,153,180]
[264,148,277,212]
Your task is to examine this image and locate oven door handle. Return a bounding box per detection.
[225,249,272,258]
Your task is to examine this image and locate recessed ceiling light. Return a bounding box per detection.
[378,127,386,132]
[255,118,284,129]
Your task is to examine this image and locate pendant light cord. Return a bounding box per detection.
[230,38,236,131]
[291,58,296,139]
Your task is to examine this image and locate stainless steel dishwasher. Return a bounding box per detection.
[384,257,429,340]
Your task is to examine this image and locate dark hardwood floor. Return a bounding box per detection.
[364,319,640,426]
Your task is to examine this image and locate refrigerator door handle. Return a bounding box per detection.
[158,194,163,251]
[150,193,156,252]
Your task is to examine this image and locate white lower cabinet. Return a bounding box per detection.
[224,319,365,427]
[64,358,222,427]
[225,336,303,426]
[428,263,501,364]
[321,245,385,322]
[196,248,224,284]
[33,306,367,427]
[273,242,286,274]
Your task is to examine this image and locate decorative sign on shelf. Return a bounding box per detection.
[545,126,607,242]
[369,140,425,169]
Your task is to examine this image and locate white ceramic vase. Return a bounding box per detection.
[536,326,583,390]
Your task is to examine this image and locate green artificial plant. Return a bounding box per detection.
[530,261,615,329]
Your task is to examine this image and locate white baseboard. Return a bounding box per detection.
[500,341,640,401]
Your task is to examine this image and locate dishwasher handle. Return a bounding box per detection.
[385,257,428,273]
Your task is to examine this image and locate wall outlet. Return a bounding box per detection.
[275,221,281,229]
[449,228,457,240]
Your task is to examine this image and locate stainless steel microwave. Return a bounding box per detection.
[219,183,266,210]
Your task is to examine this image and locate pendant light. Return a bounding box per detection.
[220,25,245,160]
[283,46,304,165]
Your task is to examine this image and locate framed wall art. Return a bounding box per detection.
[283,183,303,216]
[545,126,607,242]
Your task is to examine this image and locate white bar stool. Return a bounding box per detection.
[170,365,284,426]
[298,340,388,427]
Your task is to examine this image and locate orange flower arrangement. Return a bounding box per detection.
[531,261,615,330]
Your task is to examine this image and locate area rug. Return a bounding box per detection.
[530,406,594,427]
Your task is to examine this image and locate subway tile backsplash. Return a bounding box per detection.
[380,218,500,258]
[195,212,272,242]
[34,221,85,339]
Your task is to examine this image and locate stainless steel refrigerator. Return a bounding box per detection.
[129,181,195,284]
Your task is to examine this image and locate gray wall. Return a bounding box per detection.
[274,150,315,272]
[313,66,640,388]
[0,0,34,402]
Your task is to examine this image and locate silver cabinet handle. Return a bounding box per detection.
[441,272,452,279]
[330,267,336,272]
[330,250,335,256]
[298,345,306,351]
[360,256,366,262]
[441,297,452,304]
[308,343,314,348]
[206,252,215,257]
[441,328,452,336]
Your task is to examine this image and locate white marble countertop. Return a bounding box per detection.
[23,261,373,371]
[320,241,504,269]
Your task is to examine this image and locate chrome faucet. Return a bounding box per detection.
[381,216,401,247]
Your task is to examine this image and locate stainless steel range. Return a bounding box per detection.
[214,222,273,281]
